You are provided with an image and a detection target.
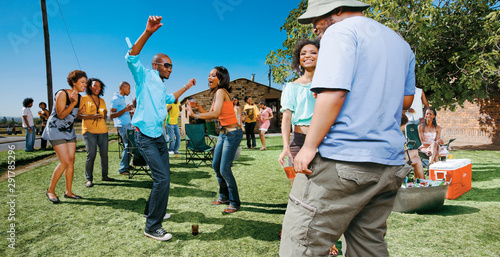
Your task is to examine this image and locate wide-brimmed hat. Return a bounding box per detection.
[297,0,370,24]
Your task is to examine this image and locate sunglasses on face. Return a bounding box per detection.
[156,62,173,69]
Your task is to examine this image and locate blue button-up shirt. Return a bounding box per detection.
[110,92,131,127]
[125,52,175,138]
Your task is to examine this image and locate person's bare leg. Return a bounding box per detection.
[430,141,439,164]
[409,149,425,179]
[259,130,266,150]
[64,142,77,196]
[48,143,71,198]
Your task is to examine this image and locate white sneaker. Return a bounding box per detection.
[168,151,174,155]
[144,228,172,241]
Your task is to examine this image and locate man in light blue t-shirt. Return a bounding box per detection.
[280,1,415,256]
[126,15,195,242]
[110,81,133,176]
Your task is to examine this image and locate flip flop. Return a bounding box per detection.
[223,206,239,213]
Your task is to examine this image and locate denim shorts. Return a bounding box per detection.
[50,138,77,146]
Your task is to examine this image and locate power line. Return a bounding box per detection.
[256,70,268,81]
[55,0,81,70]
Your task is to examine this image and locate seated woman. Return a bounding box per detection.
[401,114,425,179]
[418,107,445,165]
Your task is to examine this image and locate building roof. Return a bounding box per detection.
[180,78,281,104]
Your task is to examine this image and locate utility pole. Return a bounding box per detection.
[41,0,54,112]
[268,65,272,92]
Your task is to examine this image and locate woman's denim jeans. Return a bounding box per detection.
[135,130,171,231]
[212,128,243,208]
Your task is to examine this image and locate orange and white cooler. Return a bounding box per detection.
[429,159,472,200]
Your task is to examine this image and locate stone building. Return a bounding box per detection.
[179,78,283,134]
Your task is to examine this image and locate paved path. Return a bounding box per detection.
[0,135,83,152]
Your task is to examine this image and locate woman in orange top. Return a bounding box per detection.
[187,66,242,213]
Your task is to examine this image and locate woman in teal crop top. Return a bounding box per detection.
[278,39,320,186]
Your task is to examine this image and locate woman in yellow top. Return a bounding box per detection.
[80,78,114,188]
[187,66,243,213]
[242,96,260,149]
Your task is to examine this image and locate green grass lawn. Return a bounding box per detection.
[0,136,499,256]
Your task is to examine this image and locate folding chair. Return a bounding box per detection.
[126,129,152,179]
[405,123,456,168]
[405,123,430,169]
[185,124,214,166]
[205,120,218,147]
[117,130,124,159]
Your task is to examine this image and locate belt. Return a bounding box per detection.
[220,127,240,134]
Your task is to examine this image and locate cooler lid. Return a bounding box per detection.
[429,159,471,170]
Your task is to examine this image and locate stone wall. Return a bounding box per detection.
[180,78,283,133]
[436,98,500,145]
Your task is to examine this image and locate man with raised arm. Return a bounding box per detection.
[126,15,196,241]
[279,0,415,256]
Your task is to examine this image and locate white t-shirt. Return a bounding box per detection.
[22,107,34,127]
[405,88,423,121]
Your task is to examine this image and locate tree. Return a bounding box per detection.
[34,118,42,125]
[1,116,6,124]
[6,118,17,126]
[265,0,313,85]
[266,0,500,109]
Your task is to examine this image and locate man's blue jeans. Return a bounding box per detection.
[117,124,131,173]
[135,130,171,231]
[25,126,35,152]
[166,124,181,152]
[212,128,243,208]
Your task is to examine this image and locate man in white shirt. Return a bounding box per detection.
[405,87,429,124]
[22,98,35,152]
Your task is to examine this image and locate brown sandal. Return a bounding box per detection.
[223,206,239,213]
[211,199,229,205]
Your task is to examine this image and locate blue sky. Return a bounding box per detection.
[0,0,300,117]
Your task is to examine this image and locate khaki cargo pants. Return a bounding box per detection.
[280,154,411,257]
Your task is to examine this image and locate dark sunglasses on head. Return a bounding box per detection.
[156,62,173,69]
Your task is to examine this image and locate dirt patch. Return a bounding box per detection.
[0,139,118,183]
[0,154,59,183]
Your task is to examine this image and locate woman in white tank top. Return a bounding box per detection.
[418,107,444,164]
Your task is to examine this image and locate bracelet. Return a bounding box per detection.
[196,113,199,120]
[283,145,290,149]
[184,84,188,90]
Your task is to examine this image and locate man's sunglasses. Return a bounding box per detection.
[156,62,173,69]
